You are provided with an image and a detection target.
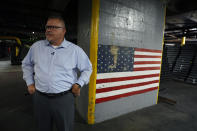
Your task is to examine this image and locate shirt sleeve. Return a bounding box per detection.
[76,48,92,87]
[22,46,35,86]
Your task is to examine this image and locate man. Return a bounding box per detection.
[22,15,92,131]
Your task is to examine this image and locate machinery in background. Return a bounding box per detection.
[0,36,30,65]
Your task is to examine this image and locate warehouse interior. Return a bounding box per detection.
[0,0,197,131]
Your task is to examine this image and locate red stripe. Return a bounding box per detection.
[134,55,161,58]
[96,73,160,84]
[96,80,159,93]
[96,87,158,104]
[134,67,161,71]
[134,61,161,64]
[135,48,162,53]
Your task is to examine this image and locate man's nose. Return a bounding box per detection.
[46,29,52,33]
[46,28,51,31]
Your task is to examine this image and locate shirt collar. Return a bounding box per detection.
[45,38,70,48]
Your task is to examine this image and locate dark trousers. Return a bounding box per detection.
[33,91,75,131]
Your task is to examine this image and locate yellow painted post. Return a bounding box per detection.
[88,0,100,124]
[181,36,186,46]
[156,4,166,104]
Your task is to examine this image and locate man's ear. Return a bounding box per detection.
[64,28,66,34]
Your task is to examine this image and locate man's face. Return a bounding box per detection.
[45,18,66,44]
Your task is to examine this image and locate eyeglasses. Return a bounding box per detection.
[45,25,64,30]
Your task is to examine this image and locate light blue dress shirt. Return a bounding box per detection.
[22,39,92,93]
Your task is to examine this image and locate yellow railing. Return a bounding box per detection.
[0,36,22,56]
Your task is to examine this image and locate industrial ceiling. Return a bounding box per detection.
[165,0,197,41]
[0,0,197,42]
[0,0,75,42]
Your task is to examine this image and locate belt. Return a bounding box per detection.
[36,89,71,97]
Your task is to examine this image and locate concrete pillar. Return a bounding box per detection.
[77,0,165,124]
[76,0,93,123]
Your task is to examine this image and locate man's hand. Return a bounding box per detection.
[28,84,36,95]
[71,84,81,96]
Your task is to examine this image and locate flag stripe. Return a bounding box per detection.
[134,58,161,61]
[96,87,158,103]
[97,77,159,89]
[134,55,161,58]
[135,51,161,56]
[96,80,159,93]
[134,61,161,64]
[96,83,159,99]
[134,67,161,71]
[134,64,161,68]
[97,70,160,79]
[135,48,162,53]
[96,73,160,84]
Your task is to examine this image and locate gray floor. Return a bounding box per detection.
[0,60,197,131]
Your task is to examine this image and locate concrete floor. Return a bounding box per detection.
[0,60,197,131]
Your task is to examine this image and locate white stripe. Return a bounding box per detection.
[96,83,159,99]
[134,64,161,68]
[96,77,159,89]
[97,70,160,79]
[135,51,161,56]
[134,58,161,61]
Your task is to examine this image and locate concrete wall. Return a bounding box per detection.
[95,90,158,122]
[95,0,165,123]
[98,0,164,50]
[76,0,92,122]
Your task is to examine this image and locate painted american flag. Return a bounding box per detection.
[96,44,162,104]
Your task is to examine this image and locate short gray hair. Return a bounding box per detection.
[47,15,65,27]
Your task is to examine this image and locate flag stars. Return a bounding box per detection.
[97,44,134,73]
